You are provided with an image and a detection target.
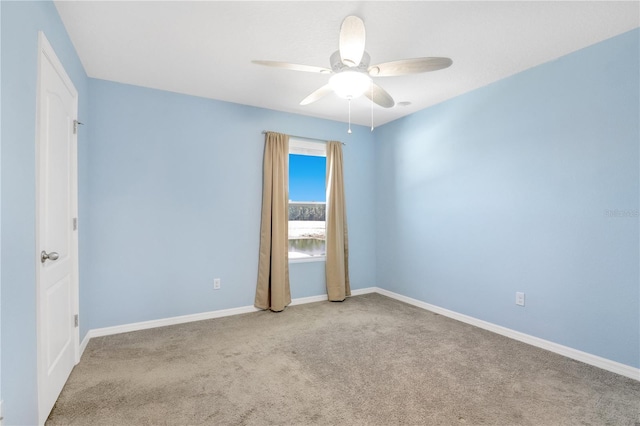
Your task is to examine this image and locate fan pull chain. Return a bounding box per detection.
[370,82,374,132]
[348,98,352,134]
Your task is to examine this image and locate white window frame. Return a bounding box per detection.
[289,138,326,157]
[288,138,326,263]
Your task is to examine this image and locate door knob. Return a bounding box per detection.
[41,250,59,264]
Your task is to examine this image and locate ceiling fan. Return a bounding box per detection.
[252,15,453,109]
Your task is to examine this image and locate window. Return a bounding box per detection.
[288,139,326,261]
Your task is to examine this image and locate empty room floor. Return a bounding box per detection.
[48,294,640,425]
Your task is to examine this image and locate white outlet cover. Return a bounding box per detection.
[516,292,525,306]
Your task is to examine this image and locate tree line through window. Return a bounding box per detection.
[288,139,326,259]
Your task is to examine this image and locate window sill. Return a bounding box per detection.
[289,256,326,264]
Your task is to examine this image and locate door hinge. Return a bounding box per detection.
[73,119,84,135]
[73,217,78,231]
[74,314,79,328]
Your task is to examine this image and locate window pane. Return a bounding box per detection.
[289,154,326,202]
[289,154,326,258]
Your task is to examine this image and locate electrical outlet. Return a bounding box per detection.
[515,292,525,306]
[213,278,221,290]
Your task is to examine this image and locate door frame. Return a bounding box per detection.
[34,31,80,425]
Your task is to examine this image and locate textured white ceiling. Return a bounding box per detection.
[54,1,639,127]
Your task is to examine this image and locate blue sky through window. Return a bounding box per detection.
[289,154,326,202]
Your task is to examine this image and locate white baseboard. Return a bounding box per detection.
[289,287,376,306]
[80,303,261,358]
[289,294,328,305]
[78,285,638,381]
[351,287,377,296]
[79,288,376,358]
[375,287,640,381]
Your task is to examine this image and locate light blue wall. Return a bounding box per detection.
[0,0,3,410]
[0,1,89,424]
[83,79,376,333]
[0,2,636,423]
[375,29,639,368]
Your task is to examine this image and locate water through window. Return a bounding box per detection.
[288,139,326,259]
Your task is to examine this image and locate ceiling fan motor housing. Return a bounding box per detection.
[330,50,370,73]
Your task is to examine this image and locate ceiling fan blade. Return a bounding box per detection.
[300,84,333,106]
[252,60,331,74]
[339,16,366,67]
[364,83,395,108]
[369,57,453,76]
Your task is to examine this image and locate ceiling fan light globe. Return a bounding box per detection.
[329,71,371,99]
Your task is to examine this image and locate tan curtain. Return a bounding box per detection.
[325,141,350,301]
[255,132,291,312]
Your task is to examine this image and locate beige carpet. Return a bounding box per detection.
[47,293,640,425]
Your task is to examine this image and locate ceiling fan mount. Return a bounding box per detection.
[253,15,452,110]
[329,50,370,73]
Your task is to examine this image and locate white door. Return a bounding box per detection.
[35,31,79,425]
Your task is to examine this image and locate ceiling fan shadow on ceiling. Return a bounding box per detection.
[252,15,452,132]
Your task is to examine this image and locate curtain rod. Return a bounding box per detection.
[261,131,345,145]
